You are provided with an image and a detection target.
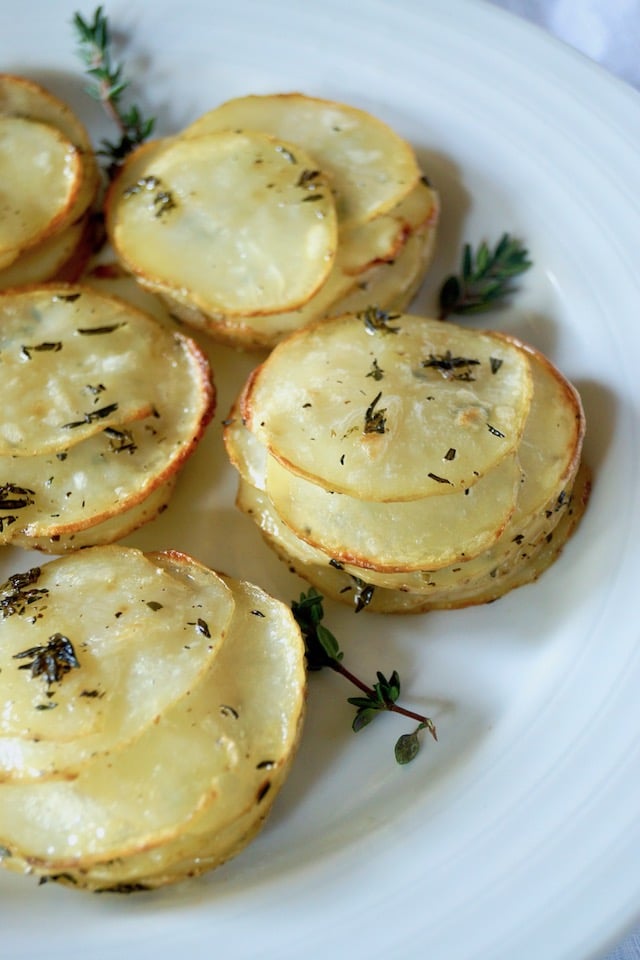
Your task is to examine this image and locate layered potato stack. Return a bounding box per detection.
[0,284,214,552]
[0,546,306,890]
[105,93,439,349]
[225,309,589,614]
[0,75,99,290]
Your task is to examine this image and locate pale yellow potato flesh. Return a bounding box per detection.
[182,92,421,227]
[229,322,586,611]
[0,117,82,268]
[338,177,439,275]
[107,130,337,319]
[9,478,176,555]
[0,286,189,457]
[0,216,88,290]
[0,288,214,545]
[53,567,306,890]
[228,406,522,571]
[266,451,521,572]
[0,546,233,754]
[244,312,533,500]
[0,554,305,887]
[150,217,436,351]
[0,74,99,234]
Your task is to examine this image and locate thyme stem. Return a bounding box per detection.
[291,587,437,762]
[73,6,155,174]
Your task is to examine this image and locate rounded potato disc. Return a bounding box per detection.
[107,130,337,319]
[243,312,533,500]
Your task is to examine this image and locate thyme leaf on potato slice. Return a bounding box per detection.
[291,588,437,764]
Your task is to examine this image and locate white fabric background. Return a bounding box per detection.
[484,2,640,958]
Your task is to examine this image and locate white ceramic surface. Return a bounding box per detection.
[1,2,640,958]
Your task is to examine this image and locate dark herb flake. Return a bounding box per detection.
[363,391,387,435]
[14,633,80,688]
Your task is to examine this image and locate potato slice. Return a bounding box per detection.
[183,93,421,227]
[0,554,305,882]
[107,130,337,319]
[339,176,439,275]
[0,216,89,290]
[0,327,213,542]
[0,74,99,228]
[0,285,206,457]
[177,196,438,351]
[0,117,83,268]
[0,546,233,759]
[228,403,521,571]
[238,464,590,615]
[9,477,176,555]
[243,312,533,500]
[266,451,521,572]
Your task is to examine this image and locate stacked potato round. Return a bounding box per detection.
[0,75,99,290]
[0,284,214,552]
[105,93,439,349]
[225,309,589,613]
[0,545,306,890]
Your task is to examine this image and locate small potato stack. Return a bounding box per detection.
[105,93,439,349]
[0,546,306,890]
[225,309,589,613]
[0,283,214,551]
[0,75,99,290]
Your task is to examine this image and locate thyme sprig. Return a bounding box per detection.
[439,233,532,320]
[73,6,155,174]
[291,588,437,764]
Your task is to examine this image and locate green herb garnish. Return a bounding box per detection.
[13,634,80,688]
[291,588,437,764]
[438,233,532,319]
[73,6,155,174]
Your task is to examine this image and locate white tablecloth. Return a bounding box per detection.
[484,2,640,958]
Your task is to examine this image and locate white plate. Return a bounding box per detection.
[2,1,640,958]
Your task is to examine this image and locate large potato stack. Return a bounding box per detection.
[0,546,306,890]
[0,75,99,290]
[0,283,214,552]
[105,93,439,349]
[225,309,589,613]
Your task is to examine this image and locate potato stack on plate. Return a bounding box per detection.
[0,75,99,290]
[224,309,589,614]
[0,545,306,890]
[0,284,214,552]
[105,93,439,349]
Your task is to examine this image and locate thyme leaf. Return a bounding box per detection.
[291,588,437,764]
[438,233,532,319]
[13,634,80,688]
[73,6,155,175]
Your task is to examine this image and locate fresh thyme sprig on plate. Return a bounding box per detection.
[291,587,437,764]
[438,233,532,320]
[73,6,155,174]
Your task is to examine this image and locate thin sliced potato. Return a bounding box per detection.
[0,74,99,230]
[0,285,195,457]
[0,554,305,884]
[0,117,82,268]
[183,92,421,227]
[238,465,590,614]
[179,200,438,351]
[9,477,176,555]
[339,177,439,276]
[0,288,214,543]
[266,451,521,572]
[0,215,89,290]
[0,546,233,755]
[106,130,337,319]
[243,312,533,500]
